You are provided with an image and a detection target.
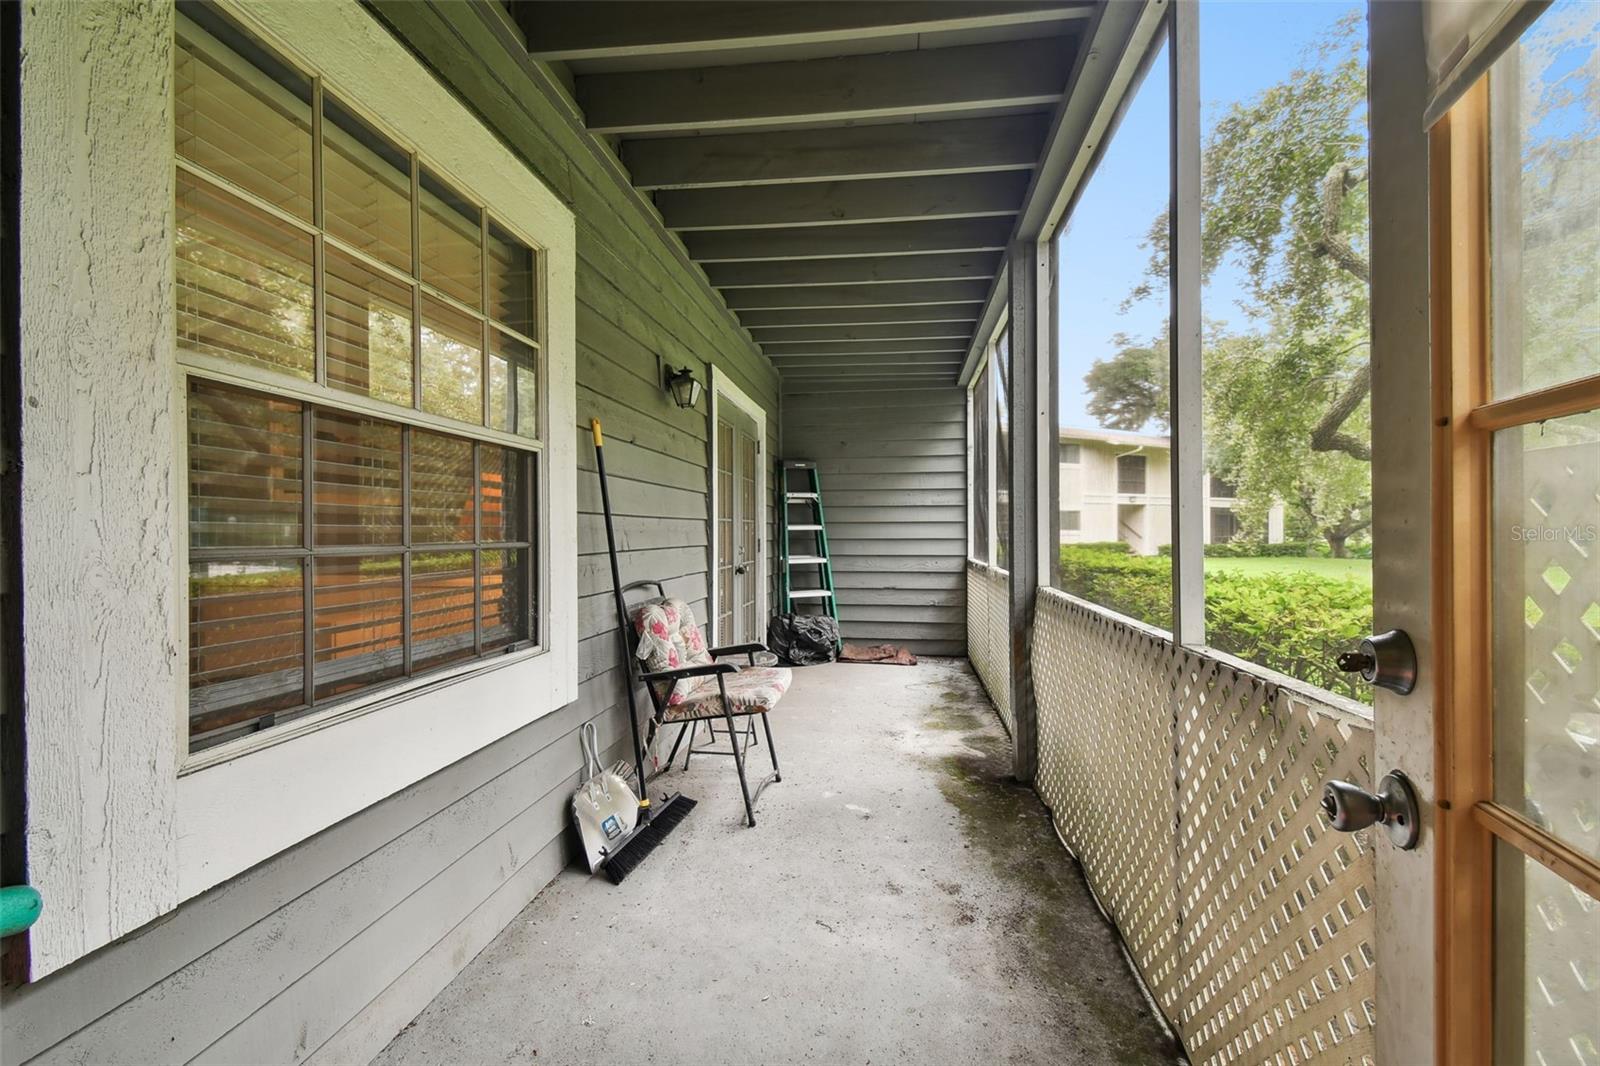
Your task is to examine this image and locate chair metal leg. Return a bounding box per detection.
[719,700,756,827]
[760,712,781,783]
[665,721,691,769]
[681,720,698,770]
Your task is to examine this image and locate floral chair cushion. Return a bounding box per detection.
[662,666,791,722]
[631,597,712,706]
[630,596,792,719]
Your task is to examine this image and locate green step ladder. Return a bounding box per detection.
[778,460,841,647]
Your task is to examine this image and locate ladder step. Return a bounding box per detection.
[786,555,827,566]
[789,524,822,531]
[789,589,833,600]
[785,492,820,500]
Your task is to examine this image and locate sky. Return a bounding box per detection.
[1055,1,1366,434]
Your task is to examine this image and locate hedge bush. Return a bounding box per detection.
[1059,544,1373,702]
[1156,540,1319,558]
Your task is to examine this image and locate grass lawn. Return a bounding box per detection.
[1203,555,1373,585]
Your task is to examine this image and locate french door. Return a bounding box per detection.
[714,402,761,645]
[1431,7,1600,1062]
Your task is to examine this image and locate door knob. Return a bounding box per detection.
[1336,628,1417,695]
[1322,770,1421,849]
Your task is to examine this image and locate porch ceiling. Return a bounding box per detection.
[511,1,1096,389]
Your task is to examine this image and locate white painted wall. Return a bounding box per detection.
[19,0,578,977]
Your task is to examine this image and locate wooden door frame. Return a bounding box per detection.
[708,364,768,647]
[1430,76,1600,1066]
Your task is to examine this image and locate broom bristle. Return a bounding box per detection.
[602,795,696,884]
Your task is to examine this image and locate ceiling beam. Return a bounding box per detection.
[762,339,967,356]
[747,322,974,342]
[705,251,1001,289]
[575,38,1074,134]
[721,280,990,310]
[623,115,1048,190]
[682,218,1013,262]
[737,304,982,327]
[520,2,1091,61]
[657,172,1027,231]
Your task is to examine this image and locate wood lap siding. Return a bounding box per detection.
[781,384,967,656]
[0,3,778,1062]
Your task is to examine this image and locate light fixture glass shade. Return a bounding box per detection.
[667,367,702,409]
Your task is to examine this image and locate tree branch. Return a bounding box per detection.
[1310,361,1372,461]
[1311,161,1369,283]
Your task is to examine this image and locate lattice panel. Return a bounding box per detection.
[966,562,1012,733]
[1034,588,1377,1066]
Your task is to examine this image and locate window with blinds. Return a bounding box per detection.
[176,5,542,751]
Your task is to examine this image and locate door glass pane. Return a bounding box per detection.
[1489,0,1600,399]
[322,94,413,274]
[189,558,305,737]
[325,248,413,407]
[176,170,315,379]
[187,380,303,549]
[718,420,735,638]
[312,408,403,547]
[488,328,538,439]
[740,431,759,640]
[410,431,474,544]
[176,14,313,221]
[411,550,477,671]
[1197,1,1373,699]
[487,220,536,337]
[1494,840,1600,1065]
[1052,36,1172,628]
[1492,411,1600,856]
[313,554,404,699]
[421,295,484,425]
[419,167,482,309]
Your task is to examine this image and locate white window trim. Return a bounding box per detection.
[706,366,769,647]
[19,0,577,975]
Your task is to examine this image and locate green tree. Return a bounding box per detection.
[1093,12,1374,554]
[1084,334,1170,431]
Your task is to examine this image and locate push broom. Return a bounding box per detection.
[590,418,695,884]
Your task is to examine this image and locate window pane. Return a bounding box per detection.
[1198,2,1373,699]
[1053,37,1172,629]
[480,548,530,651]
[177,170,314,378]
[325,248,414,407]
[176,14,313,221]
[1493,840,1600,1066]
[322,94,413,274]
[411,551,477,671]
[1492,411,1600,858]
[189,558,305,739]
[411,430,474,544]
[313,408,403,546]
[188,380,303,549]
[421,295,484,425]
[313,554,404,699]
[479,445,529,544]
[994,329,1012,570]
[419,167,482,309]
[487,221,536,337]
[971,366,991,561]
[1489,0,1600,399]
[488,329,538,439]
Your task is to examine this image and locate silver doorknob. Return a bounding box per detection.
[1336,629,1418,695]
[1322,770,1421,850]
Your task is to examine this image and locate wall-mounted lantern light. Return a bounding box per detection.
[664,365,703,409]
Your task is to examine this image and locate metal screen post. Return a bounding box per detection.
[1007,239,1040,782]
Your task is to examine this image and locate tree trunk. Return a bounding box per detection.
[1325,531,1349,558]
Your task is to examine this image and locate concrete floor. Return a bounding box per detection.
[373,659,1183,1066]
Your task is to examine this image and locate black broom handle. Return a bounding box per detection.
[591,419,652,807]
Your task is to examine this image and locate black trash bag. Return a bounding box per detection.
[766,613,839,666]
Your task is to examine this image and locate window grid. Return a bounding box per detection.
[178,11,542,752]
